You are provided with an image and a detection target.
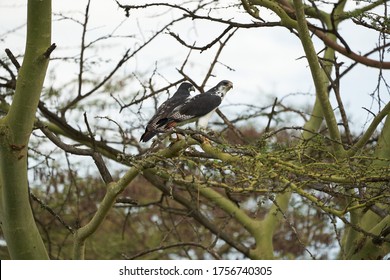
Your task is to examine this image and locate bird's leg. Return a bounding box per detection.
[197,127,212,144]
[175,132,184,141]
[199,134,211,144]
[167,128,184,147]
[190,128,211,144]
[168,131,180,142]
[173,128,186,141]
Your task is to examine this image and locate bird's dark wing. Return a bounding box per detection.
[179,94,221,117]
[149,95,187,124]
[140,89,191,142]
[157,94,222,128]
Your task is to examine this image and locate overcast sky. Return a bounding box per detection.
[1,0,389,135]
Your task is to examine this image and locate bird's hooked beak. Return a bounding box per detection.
[190,85,196,93]
[222,81,233,93]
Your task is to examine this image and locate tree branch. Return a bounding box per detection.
[293,0,344,156]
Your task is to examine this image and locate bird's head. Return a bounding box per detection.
[179,82,196,93]
[215,80,233,96]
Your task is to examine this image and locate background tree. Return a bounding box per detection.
[0,0,389,259]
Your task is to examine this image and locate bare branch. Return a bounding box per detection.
[5,48,21,70]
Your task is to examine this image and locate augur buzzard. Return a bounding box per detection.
[156,80,233,130]
[140,82,195,142]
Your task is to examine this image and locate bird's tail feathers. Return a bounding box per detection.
[140,130,157,142]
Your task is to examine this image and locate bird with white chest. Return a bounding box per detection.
[140,80,233,142]
[157,80,233,130]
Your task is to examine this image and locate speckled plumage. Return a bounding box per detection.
[157,80,233,130]
[140,82,195,142]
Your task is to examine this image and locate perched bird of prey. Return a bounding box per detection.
[156,80,233,130]
[140,82,195,142]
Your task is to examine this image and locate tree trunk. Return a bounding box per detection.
[0,0,52,259]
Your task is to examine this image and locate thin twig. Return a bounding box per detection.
[265,97,278,133]
[30,192,74,234]
[5,48,21,70]
[269,195,316,259]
